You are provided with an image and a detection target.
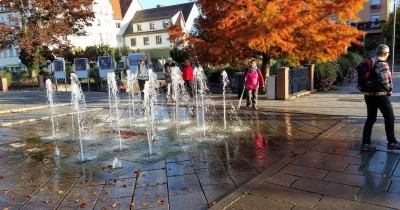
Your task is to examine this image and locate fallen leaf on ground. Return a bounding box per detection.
[130,202,135,207]
[157,199,165,205]
[91,182,97,186]
[79,202,87,208]
[57,191,64,195]
[142,202,149,207]
[112,202,120,208]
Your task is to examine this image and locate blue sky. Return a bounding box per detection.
[139,0,193,9]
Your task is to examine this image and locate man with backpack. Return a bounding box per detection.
[358,44,400,151]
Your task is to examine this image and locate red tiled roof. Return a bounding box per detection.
[109,0,123,19]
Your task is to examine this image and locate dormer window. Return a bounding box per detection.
[150,22,155,30]
[163,21,169,29]
[137,24,142,32]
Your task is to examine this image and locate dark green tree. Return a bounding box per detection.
[382,8,400,50]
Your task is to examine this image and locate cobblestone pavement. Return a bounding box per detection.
[0,95,342,210]
[1,75,400,210]
[212,117,400,210]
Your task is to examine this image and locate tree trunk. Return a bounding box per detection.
[261,53,271,77]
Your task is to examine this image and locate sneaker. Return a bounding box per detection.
[360,144,376,152]
[387,141,400,150]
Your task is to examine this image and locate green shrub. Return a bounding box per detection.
[336,52,362,83]
[0,71,13,84]
[314,62,337,89]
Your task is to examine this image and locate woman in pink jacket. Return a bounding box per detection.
[244,60,265,110]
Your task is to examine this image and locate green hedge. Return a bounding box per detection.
[0,71,13,84]
[315,62,337,89]
[336,52,362,84]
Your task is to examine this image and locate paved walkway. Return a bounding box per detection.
[211,117,400,210]
[1,75,400,209]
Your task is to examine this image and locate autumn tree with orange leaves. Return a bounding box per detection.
[0,0,94,72]
[189,0,366,72]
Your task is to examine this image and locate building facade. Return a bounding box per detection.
[0,1,199,70]
[123,3,199,58]
[0,7,21,71]
[352,0,391,54]
[67,0,142,49]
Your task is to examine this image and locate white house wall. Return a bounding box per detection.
[124,32,171,50]
[131,19,171,33]
[68,0,120,48]
[0,10,21,68]
[185,4,199,34]
[119,0,142,37]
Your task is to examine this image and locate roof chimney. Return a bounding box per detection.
[156,5,164,8]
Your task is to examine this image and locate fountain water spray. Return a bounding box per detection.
[221,71,229,130]
[112,157,122,169]
[194,67,207,136]
[143,69,158,155]
[126,70,137,127]
[107,72,123,150]
[71,73,87,161]
[46,79,60,156]
[171,67,187,133]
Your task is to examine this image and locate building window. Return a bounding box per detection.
[370,0,380,5]
[137,24,142,32]
[156,35,162,44]
[116,23,121,28]
[143,37,149,45]
[7,14,12,24]
[3,51,7,58]
[163,21,169,28]
[15,47,19,55]
[99,33,103,42]
[370,15,380,22]
[117,35,123,43]
[150,22,155,30]
[370,0,381,9]
[131,38,136,46]
[96,19,101,26]
[9,48,13,57]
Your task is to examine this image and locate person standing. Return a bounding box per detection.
[244,59,265,110]
[164,57,176,102]
[182,59,195,98]
[137,58,149,98]
[361,44,400,151]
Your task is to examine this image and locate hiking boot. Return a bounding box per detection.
[360,144,376,152]
[388,141,400,150]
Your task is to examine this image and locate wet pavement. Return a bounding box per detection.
[2,80,400,209]
[212,118,400,210]
[0,94,343,209]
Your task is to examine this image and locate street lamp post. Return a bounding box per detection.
[392,0,397,73]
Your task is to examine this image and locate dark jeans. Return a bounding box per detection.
[138,79,147,98]
[362,95,396,144]
[184,80,195,98]
[246,89,258,107]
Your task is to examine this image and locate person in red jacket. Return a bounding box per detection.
[182,59,195,97]
[244,59,265,110]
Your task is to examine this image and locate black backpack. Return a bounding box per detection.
[356,58,381,92]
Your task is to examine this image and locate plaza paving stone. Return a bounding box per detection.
[3,76,400,209]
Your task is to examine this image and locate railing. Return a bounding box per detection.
[289,67,309,95]
[9,77,39,89]
[351,21,385,31]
